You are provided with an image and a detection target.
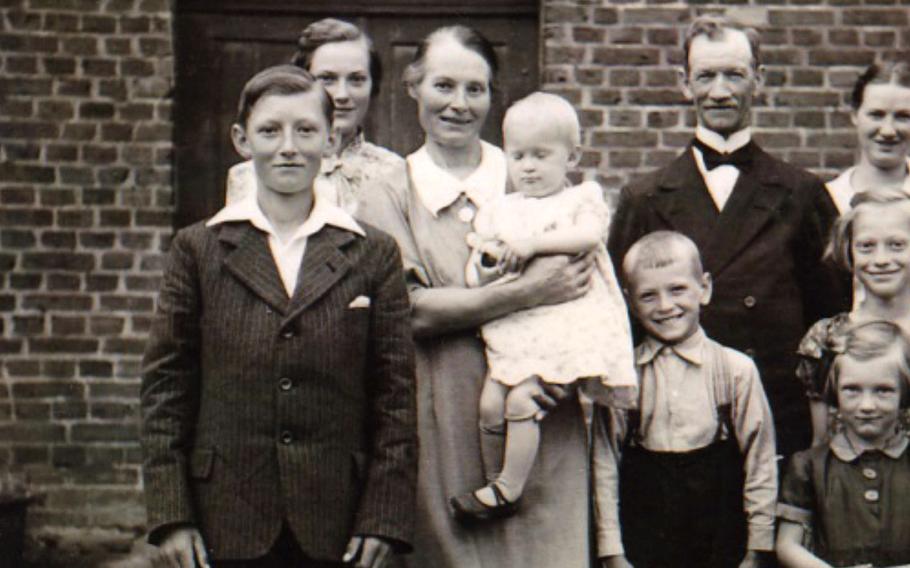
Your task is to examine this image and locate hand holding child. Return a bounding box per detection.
[498,237,536,274]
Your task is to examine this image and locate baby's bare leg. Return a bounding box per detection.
[478,376,509,482]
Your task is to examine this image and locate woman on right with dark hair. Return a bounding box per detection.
[825,60,910,214]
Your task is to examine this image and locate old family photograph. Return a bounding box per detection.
[2,1,910,567]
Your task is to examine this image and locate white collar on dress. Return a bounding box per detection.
[829,429,909,462]
[207,177,364,240]
[825,157,910,215]
[407,140,507,217]
[695,125,752,154]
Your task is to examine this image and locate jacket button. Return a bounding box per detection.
[281,330,295,339]
[743,296,757,308]
[863,489,879,502]
[862,468,878,480]
[280,431,293,445]
[278,377,293,391]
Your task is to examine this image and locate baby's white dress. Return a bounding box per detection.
[467,181,638,399]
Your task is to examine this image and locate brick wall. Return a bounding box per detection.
[2,0,909,564]
[542,0,910,198]
[0,0,172,564]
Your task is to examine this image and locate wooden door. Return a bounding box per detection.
[173,0,540,228]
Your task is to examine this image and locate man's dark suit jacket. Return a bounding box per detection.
[140,219,417,560]
[608,141,849,458]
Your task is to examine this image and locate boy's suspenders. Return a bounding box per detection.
[626,341,736,445]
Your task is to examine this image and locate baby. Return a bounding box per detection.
[449,92,637,523]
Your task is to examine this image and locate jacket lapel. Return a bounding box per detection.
[703,146,790,277]
[219,222,290,315]
[283,226,357,325]
[650,147,720,255]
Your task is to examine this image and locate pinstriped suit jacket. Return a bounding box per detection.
[140,219,416,561]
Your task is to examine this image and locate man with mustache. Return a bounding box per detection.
[606,15,849,466]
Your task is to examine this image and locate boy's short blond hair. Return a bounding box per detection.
[622,230,705,287]
[502,92,581,149]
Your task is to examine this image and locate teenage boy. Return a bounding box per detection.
[141,65,416,568]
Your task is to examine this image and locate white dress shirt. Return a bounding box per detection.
[206,178,365,296]
[692,125,752,212]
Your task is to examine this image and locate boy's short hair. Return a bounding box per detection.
[826,187,910,273]
[683,15,762,73]
[235,64,334,128]
[826,320,910,408]
[622,230,705,287]
[502,92,581,149]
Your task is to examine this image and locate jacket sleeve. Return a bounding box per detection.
[795,179,851,325]
[353,235,418,551]
[592,404,629,558]
[140,228,203,543]
[607,185,648,287]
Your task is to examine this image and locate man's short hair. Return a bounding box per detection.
[503,91,581,149]
[235,64,334,128]
[622,230,705,287]
[683,14,762,73]
[826,320,910,408]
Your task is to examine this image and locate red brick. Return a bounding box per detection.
[768,9,834,26]
[15,403,51,421]
[43,360,76,378]
[22,294,93,311]
[591,130,659,148]
[593,47,659,66]
[7,55,38,73]
[51,316,86,335]
[71,423,138,443]
[79,359,114,377]
[0,424,65,443]
[29,338,99,354]
[0,188,36,205]
[22,252,93,271]
[12,316,44,335]
[843,9,908,25]
[808,49,875,67]
[621,7,689,24]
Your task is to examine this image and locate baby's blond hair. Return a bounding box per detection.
[502,92,581,149]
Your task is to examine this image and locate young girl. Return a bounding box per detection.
[777,320,910,567]
[797,187,910,446]
[449,92,637,522]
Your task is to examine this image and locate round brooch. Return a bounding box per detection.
[458,206,475,223]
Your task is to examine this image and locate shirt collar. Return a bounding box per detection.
[407,140,507,217]
[637,327,707,366]
[829,429,910,462]
[695,125,752,154]
[206,177,365,240]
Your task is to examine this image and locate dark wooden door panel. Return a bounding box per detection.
[173,2,538,228]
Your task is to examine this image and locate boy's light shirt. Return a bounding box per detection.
[207,177,365,296]
[592,326,778,556]
[408,139,506,218]
[692,125,752,212]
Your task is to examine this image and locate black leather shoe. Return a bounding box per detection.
[449,483,519,524]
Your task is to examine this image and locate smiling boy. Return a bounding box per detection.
[141,65,416,568]
[594,231,777,568]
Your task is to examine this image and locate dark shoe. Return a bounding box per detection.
[449,482,519,524]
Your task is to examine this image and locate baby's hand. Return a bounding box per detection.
[499,238,535,274]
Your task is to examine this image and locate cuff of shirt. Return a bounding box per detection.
[746,523,775,551]
[776,502,812,525]
[597,529,625,558]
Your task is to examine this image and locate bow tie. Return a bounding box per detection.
[693,138,755,171]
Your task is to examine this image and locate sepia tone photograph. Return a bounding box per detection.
[1,0,910,566]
